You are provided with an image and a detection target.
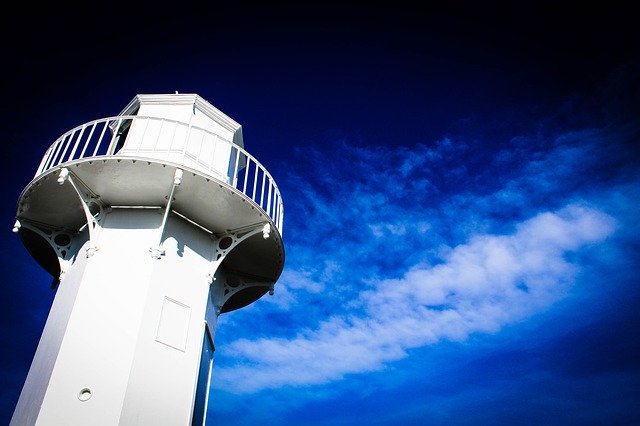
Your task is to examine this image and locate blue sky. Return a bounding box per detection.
[1,3,638,425]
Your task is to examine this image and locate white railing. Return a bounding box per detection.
[35,116,284,234]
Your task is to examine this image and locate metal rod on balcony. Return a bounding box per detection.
[266,181,272,216]
[93,120,109,156]
[260,171,266,208]
[46,137,63,169]
[67,125,87,162]
[242,153,250,193]
[232,146,240,188]
[278,203,284,233]
[80,122,98,158]
[108,118,124,154]
[58,131,74,164]
[36,147,53,176]
[46,135,66,170]
[39,148,52,175]
[252,160,258,201]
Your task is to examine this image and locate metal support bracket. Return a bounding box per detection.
[220,271,275,306]
[12,218,77,285]
[57,167,104,257]
[207,222,275,313]
[150,168,183,259]
[211,222,270,271]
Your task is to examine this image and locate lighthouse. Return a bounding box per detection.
[10,93,285,425]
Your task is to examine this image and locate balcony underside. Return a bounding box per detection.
[16,156,285,310]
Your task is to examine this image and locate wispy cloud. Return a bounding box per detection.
[212,113,637,394]
[267,267,329,310]
[215,203,614,392]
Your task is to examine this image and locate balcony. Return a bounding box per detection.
[33,115,284,234]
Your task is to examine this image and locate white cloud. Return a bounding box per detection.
[264,268,326,309]
[216,130,631,396]
[214,204,615,393]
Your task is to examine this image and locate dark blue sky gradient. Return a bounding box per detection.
[1,3,638,425]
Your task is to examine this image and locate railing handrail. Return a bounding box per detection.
[35,115,284,234]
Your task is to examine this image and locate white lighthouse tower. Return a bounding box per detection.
[10,93,285,425]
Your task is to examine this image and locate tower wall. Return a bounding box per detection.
[10,230,90,426]
[12,209,222,426]
[120,116,235,184]
[135,101,239,144]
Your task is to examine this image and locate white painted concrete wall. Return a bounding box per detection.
[10,230,90,425]
[11,209,224,426]
[118,213,217,425]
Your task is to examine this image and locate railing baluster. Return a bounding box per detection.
[47,135,66,169]
[277,197,281,228]
[93,120,109,156]
[67,125,86,162]
[107,118,123,154]
[252,160,259,201]
[80,122,98,158]
[44,140,60,170]
[232,146,240,188]
[242,153,249,193]
[260,171,266,208]
[271,193,277,222]
[266,180,272,216]
[41,146,54,173]
[58,131,74,164]
[36,147,53,176]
